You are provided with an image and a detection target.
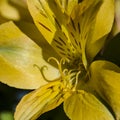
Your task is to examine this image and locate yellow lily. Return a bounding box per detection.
[0,0,118,120]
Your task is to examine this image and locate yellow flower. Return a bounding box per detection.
[0,0,118,120]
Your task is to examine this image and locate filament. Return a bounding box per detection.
[34,56,83,92]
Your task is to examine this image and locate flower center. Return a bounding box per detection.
[40,56,87,92]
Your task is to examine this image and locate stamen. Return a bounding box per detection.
[47,57,78,91]
[40,66,54,82]
[63,69,68,74]
[48,57,63,76]
[33,64,56,82]
[72,71,81,91]
[47,57,71,82]
[33,64,42,71]
[35,56,84,92]
[48,57,59,66]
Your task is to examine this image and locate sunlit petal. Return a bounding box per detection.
[0,21,59,89]
[15,21,61,62]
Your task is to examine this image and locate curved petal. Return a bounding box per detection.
[15,21,61,62]
[27,0,68,44]
[14,80,71,120]
[86,0,114,62]
[64,90,114,120]
[0,21,59,89]
[27,0,78,43]
[89,60,120,119]
[67,0,102,68]
[27,0,79,60]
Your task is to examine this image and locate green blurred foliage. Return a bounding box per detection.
[0,111,14,120]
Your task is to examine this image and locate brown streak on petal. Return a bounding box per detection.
[70,17,76,31]
[38,22,52,33]
[78,22,81,34]
[58,37,66,46]
[54,39,63,46]
[54,16,61,30]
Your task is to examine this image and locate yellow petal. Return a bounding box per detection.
[15,80,71,120]
[27,0,65,44]
[0,21,59,89]
[15,21,60,62]
[55,0,78,15]
[89,60,120,119]
[67,0,102,68]
[64,90,114,120]
[86,0,114,62]
[27,0,78,59]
